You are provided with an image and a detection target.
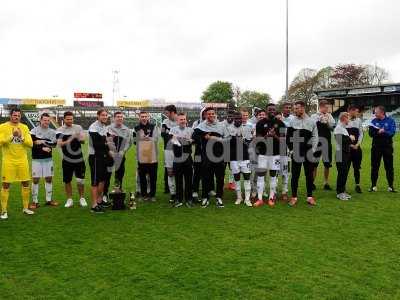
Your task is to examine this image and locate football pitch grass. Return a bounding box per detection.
[1,135,400,299]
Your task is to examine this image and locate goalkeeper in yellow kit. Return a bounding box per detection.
[0,107,34,220]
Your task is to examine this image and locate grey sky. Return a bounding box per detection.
[1,0,399,104]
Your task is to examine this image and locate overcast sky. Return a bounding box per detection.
[1,0,400,104]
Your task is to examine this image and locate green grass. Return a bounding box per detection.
[1,135,400,299]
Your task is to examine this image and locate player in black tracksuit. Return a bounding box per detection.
[286,101,318,206]
[170,113,194,207]
[103,112,131,198]
[161,105,177,197]
[334,112,352,200]
[192,107,229,208]
[346,106,363,193]
[311,101,335,190]
[191,107,210,201]
[368,106,396,192]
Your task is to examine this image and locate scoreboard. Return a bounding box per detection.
[74,93,102,99]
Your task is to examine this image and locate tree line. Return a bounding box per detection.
[201,63,390,112]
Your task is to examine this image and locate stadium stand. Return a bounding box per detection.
[315,83,400,130]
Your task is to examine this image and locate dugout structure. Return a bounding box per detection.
[315,83,400,123]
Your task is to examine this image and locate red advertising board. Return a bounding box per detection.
[73,100,104,107]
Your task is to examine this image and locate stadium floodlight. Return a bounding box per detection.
[285,0,289,102]
[112,69,120,106]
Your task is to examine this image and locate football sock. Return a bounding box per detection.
[168,176,176,195]
[244,180,251,201]
[257,176,265,200]
[269,176,277,199]
[21,186,30,210]
[1,188,9,213]
[32,183,39,203]
[235,180,241,198]
[45,182,53,202]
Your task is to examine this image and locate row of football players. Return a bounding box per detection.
[158,101,370,209]
[0,100,390,218]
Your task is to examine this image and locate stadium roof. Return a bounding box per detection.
[315,83,400,98]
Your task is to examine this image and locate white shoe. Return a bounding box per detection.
[79,198,88,207]
[64,198,74,208]
[23,208,35,215]
[235,195,243,205]
[244,200,253,207]
[209,190,216,197]
[201,198,209,208]
[343,193,352,199]
[0,212,8,220]
[102,195,108,203]
[216,198,224,208]
[337,193,349,201]
[192,192,199,198]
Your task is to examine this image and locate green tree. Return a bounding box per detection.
[238,90,271,109]
[201,81,234,107]
[329,63,389,88]
[285,68,320,112]
[280,63,391,113]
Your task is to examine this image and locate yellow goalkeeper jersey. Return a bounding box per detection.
[0,121,33,163]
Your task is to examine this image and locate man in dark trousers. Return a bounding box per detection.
[133,111,160,201]
[369,105,396,193]
[192,107,229,208]
[88,109,112,213]
[170,113,194,207]
[104,111,132,199]
[161,105,177,199]
[311,100,335,190]
[346,106,364,193]
[286,100,319,206]
[334,112,352,201]
[191,107,207,201]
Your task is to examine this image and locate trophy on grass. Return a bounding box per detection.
[106,133,128,210]
[128,192,137,210]
[109,180,126,210]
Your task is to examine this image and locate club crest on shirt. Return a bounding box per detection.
[11,136,22,144]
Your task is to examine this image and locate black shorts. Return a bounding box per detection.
[314,141,332,168]
[89,154,108,186]
[62,159,86,183]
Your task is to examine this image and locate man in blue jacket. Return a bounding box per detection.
[368,105,397,192]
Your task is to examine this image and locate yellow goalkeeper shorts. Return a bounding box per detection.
[1,159,31,183]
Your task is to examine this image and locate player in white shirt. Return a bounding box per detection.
[253,104,286,207]
[29,113,59,209]
[249,109,266,199]
[220,111,236,191]
[276,102,293,201]
[227,111,253,206]
[161,105,178,202]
